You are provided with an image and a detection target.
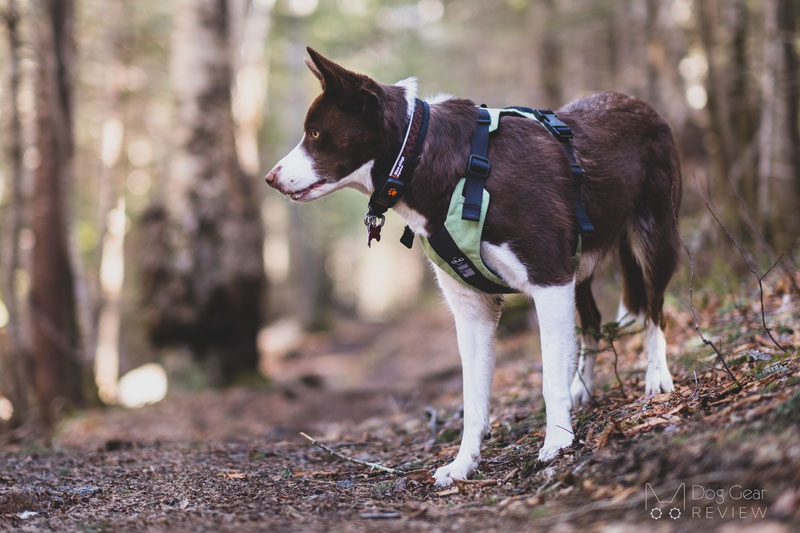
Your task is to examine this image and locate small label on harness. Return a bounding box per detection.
[450,257,476,278]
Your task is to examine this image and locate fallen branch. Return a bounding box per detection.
[705,201,787,353]
[672,184,742,391]
[299,432,406,475]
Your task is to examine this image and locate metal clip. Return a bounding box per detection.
[363,213,385,228]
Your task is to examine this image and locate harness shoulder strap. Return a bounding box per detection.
[461,107,492,221]
[532,109,595,235]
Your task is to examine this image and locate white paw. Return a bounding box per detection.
[644,365,674,396]
[433,455,477,487]
[570,375,593,406]
[537,431,574,462]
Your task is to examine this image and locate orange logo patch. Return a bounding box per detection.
[388,188,397,196]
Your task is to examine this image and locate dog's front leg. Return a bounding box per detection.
[431,266,503,487]
[531,279,578,461]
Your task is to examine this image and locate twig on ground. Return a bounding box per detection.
[705,202,787,353]
[607,338,626,398]
[574,367,596,407]
[671,184,742,391]
[299,432,406,475]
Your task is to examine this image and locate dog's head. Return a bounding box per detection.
[265,48,405,202]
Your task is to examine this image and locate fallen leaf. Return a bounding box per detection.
[404,469,434,484]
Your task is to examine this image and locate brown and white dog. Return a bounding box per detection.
[266,48,682,486]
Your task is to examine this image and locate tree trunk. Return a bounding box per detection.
[92,0,130,404]
[142,0,266,384]
[724,0,759,212]
[3,0,31,427]
[539,0,562,107]
[30,0,83,426]
[697,0,735,195]
[779,0,799,201]
[758,0,800,247]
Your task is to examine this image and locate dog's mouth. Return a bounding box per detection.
[288,181,326,201]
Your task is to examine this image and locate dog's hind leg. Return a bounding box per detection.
[625,212,680,396]
[570,277,601,406]
[431,265,503,487]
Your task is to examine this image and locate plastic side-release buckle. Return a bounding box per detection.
[533,109,574,141]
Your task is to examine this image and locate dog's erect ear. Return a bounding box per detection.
[306,46,384,117]
[304,57,323,82]
[306,47,352,92]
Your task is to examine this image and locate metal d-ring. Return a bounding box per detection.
[363,213,385,228]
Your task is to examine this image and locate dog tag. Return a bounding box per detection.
[364,212,385,248]
[367,224,381,247]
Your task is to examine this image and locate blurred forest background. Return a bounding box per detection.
[0,0,798,435]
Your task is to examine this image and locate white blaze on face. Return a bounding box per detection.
[273,134,321,193]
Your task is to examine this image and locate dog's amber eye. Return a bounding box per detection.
[309,129,320,140]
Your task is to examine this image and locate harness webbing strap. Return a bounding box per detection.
[531,109,595,234]
[425,225,516,294]
[461,107,492,221]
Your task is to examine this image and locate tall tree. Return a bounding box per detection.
[758,0,800,247]
[3,0,30,426]
[142,0,266,383]
[30,0,83,425]
[697,0,735,190]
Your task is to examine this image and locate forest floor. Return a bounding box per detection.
[1,272,800,532]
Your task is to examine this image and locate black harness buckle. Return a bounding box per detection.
[467,154,491,179]
[532,109,574,142]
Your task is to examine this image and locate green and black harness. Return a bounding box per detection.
[364,99,594,294]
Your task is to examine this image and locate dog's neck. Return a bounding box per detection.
[365,82,475,238]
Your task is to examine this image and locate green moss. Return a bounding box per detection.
[436,428,461,444]
[370,480,394,497]
[528,507,549,520]
[728,354,749,368]
[520,459,538,478]
[775,389,800,424]
[759,381,778,394]
[784,375,800,387]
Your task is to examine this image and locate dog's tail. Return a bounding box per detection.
[619,120,682,328]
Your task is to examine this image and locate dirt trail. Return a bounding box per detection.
[1,279,799,532]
